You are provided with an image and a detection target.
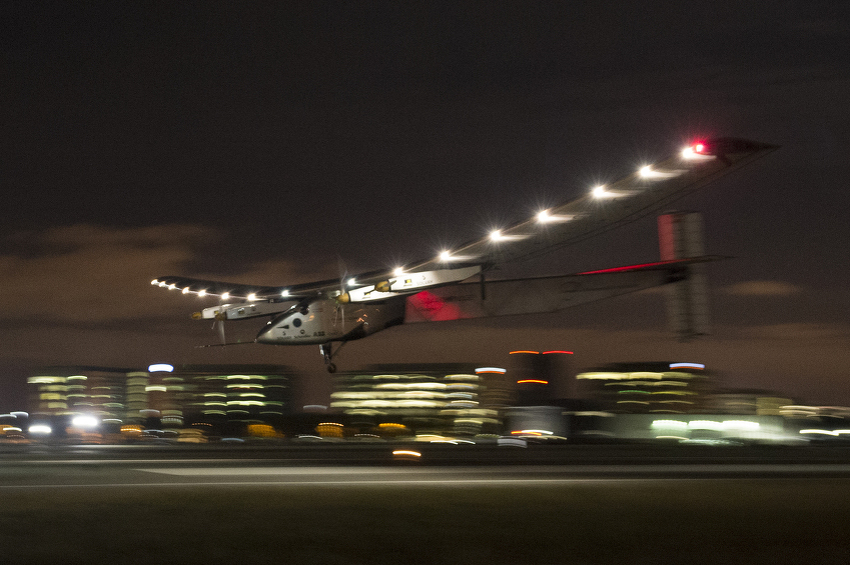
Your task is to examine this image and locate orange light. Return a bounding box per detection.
[517,379,549,384]
[509,350,539,354]
[542,350,573,354]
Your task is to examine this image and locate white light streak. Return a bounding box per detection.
[71,415,99,429]
[639,165,683,179]
[537,210,574,223]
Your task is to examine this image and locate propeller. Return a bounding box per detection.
[212,295,228,345]
[333,257,349,334]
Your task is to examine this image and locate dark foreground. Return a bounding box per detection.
[2,444,850,564]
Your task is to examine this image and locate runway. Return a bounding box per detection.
[3,443,850,488]
[3,446,850,564]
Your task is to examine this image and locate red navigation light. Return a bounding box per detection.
[693,142,706,153]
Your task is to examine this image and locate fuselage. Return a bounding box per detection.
[254,296,406,345]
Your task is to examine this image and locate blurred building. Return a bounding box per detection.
[329,364,504,437]
[709,390,794,415]
[28,366,138,422]
[27,364,294,435]
[157,364,293,432]
[575,362,713,414]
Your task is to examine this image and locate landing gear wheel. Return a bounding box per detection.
[327,363,337,374]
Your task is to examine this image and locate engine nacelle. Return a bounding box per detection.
[193,301,292,321]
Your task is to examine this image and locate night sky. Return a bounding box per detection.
[3,1,849,411]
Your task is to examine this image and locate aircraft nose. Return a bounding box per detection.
[255,323,275,344]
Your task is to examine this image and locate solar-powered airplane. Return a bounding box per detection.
[152,137,777,372]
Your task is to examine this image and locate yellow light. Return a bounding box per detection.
[198,289,207,297]
[247,293,257,301]
[221,292,230,300]
[392,450,421,457]
[182,287,190,294]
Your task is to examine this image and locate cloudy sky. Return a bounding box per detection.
[3,1,849,410]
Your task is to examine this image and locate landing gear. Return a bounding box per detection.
[320,343,340,373]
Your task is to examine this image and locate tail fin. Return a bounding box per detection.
[658,212,710,339]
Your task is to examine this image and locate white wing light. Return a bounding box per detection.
[592,185,617,198]
[639,165,684,179]
[536,210,573,223]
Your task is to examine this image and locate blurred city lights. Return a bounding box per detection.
[71,415,98,428]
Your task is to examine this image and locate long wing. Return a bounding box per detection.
[150,273,375,301]
[403,138,777,272]
[404,259,705,323]
[152,137,777,303]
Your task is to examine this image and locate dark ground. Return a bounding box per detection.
[2,444,850,564]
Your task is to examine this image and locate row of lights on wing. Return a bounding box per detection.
[151,279,294,301]
[433,143,712,262]
[153,143,712,292]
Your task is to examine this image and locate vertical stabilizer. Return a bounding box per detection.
[658,212,710,339]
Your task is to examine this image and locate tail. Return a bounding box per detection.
[658,212,711,339]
